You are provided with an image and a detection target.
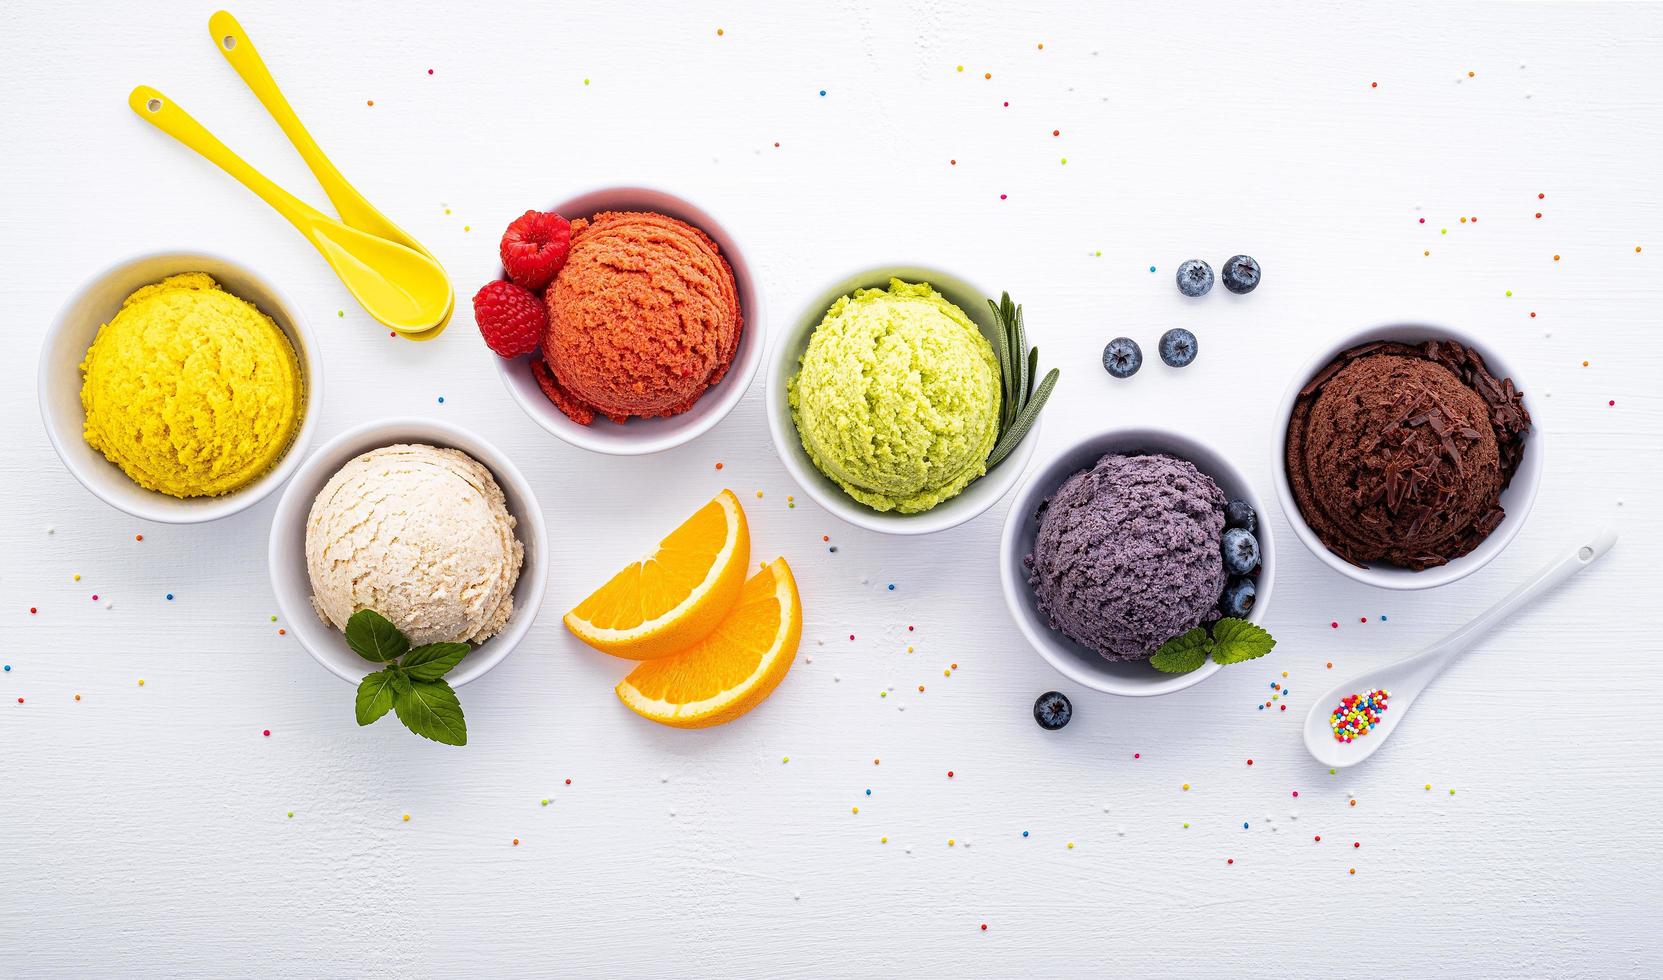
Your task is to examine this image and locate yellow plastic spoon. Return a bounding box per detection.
[128,85,451,337]
[207,10,450,340]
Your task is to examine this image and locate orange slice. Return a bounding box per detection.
[615,558,802,728]
[565,489,750,660]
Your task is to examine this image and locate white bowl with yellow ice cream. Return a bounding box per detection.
[39,251,320,524]
[767,266,1041,535]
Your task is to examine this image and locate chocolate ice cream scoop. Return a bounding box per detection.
[1286,340,1530,570]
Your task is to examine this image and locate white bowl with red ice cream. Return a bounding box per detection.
[486,187,765,456]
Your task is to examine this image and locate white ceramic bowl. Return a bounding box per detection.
[267,417,548,688]
[1000,428,1276,697]
[1272,323,1542,591]
[38,251,321,524]
[766,264,1042,535]
[493,186,765,456]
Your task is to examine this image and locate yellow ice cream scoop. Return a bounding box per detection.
[80,273,304,498]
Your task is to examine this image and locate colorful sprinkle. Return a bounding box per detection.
[1330,689,1390,742]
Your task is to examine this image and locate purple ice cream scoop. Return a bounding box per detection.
[1024,453,1227,661]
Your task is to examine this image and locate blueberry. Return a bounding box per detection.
[1102,337,1143,378]
[1221,254,1260,294]
[1175,259,1213,297]
[1034,691,1073,730]
[1222,528,1261,575]
[1224,499,1257,534]
[1158,328,1199,368]
[1220,577,1256,618]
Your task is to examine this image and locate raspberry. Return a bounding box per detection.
[499,210,571,291]
[472,281,545,358]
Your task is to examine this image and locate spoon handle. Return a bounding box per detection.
[127,85,330,236]
[206,11,428,256]
[1422,525,1618,662]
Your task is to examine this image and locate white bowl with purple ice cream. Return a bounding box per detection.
[999,428,1276,697]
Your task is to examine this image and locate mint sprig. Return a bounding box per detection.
[1210,618,1276,665]
[1149,617,1277,675]
[347,610,469,745]
[1149,627,1210,674]
[346,609,408,662]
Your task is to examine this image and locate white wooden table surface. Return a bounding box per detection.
[3,2,1659,977]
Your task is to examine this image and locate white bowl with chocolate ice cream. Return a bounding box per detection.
[1275,324,1540,590]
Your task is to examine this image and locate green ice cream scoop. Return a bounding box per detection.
[788,278,1000,514]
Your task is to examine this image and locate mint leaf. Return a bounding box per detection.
[1150,627,1211,674]
[401,643,470,681]
[1210,618,1276,665]
[345,609,408,663]
[392,677,467,746]
[354,669,397,726]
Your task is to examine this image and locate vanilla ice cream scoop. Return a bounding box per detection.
[305,444,524,646]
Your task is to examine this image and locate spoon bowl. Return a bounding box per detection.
[1303,525,1617,768]
[304,223,454,333]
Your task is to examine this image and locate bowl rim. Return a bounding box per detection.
[37,249,322,524]
[999,426,1275,697]
[491,184,766,457]
[266,415,549,688]
[1271,321,1543,591]
[764,261,1042,536]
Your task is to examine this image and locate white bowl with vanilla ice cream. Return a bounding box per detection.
[268,418,547,688]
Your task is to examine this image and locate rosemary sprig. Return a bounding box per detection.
[986,292,1059,470]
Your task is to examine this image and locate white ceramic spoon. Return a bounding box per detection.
[1303,525,1618,769]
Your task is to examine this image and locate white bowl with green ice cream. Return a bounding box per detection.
[767,266,1042,535]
